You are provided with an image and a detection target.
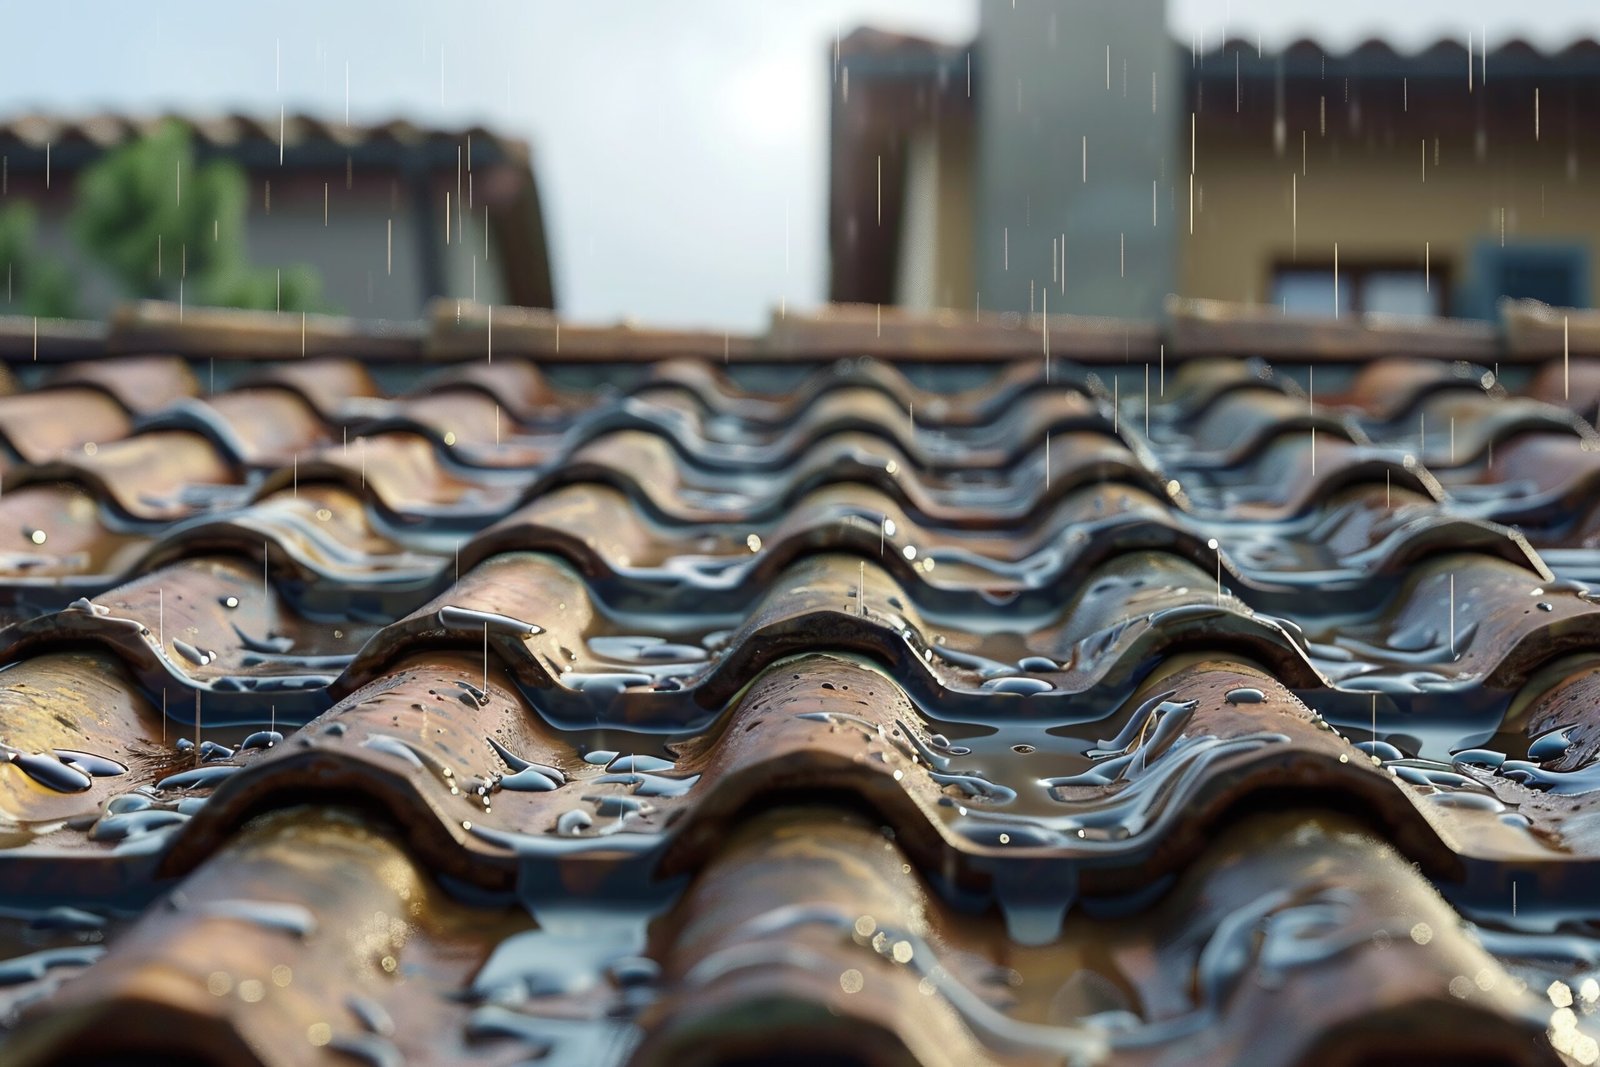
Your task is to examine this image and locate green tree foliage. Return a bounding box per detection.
[0,201,77,318]
[203,261,325,313]
[69,118,328,313]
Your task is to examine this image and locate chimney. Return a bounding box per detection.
[975,0,1177,317]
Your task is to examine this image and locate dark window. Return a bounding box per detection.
[1459,242,1590,318]
[1478,244,1588,308]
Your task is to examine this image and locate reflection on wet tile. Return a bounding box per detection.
[1,310,1599,1064]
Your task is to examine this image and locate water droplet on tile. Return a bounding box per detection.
[1528,727,1575,762]
[10,752,92,793]
[90,808,188,842]
[983,676,1053,695]
[345,993,395,1036]
[156,765,242,790]
[499,767,561,792]
[606,754,674,773]
[556,810,593,836]
[53,750,127,777]
[192,899,318,939]
[105,792,153,814]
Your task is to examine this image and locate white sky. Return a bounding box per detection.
[0,1,1595,328]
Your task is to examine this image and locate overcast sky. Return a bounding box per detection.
[1,1,1596,328]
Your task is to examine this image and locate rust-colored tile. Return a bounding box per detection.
[203,388,333,468]
[408,360,569,424]
[237,358,381,419]
[49,356,197,415]
[0,389,132,464]
[261,431,529,523]
[0,484,146,587]
[639,806,1555,1067]
[3,309,1600,1065]
[385,390,557,468]
[7,430,240,524]
[5,807,534,1067]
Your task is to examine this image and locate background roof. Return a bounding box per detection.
[0,1,1596,330]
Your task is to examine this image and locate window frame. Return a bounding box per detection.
[1269,257,1451,317]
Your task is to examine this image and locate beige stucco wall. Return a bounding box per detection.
[896,116,975,312]
[1179,128,1599,312]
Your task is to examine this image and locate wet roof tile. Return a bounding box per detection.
[2,299,1600,1064]
[47,355,198,415]
[0,389,132,465]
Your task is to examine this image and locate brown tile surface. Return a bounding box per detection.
[1,302,1599,1064]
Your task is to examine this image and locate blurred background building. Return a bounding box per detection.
[0,1,1597,328]
[831,0,1600,320]
[0,114,551,320]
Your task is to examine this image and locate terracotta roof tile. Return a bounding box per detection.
[47,355,198,415]
[0,389,132,465]
[0,299,1598,1064]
